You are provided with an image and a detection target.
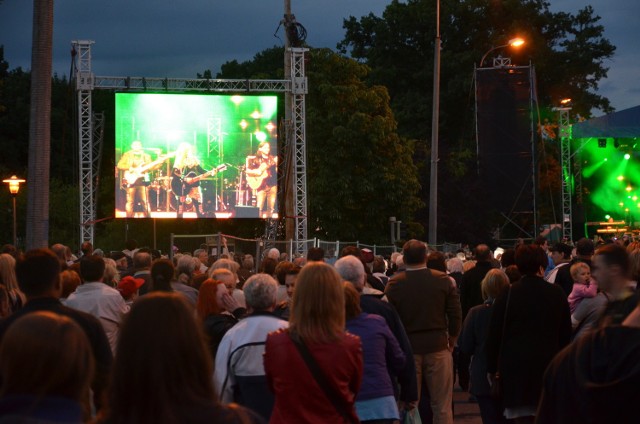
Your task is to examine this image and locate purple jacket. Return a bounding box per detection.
[346,312,406,401]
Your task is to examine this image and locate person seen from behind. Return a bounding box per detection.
[264,262,363,423]
[98,292,262,424]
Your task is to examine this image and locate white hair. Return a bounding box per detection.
[335,255,366,291]
[267,248,280,261]
[244,273,278,311]
[446,257,464,274]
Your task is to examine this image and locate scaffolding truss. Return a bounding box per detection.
[290,48,309,251]
[72,41,308,251]
[73,40,96,244]
[558,107,572,241]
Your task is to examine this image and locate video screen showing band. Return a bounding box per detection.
[115,93,279,219]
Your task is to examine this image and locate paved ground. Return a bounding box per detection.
[453,388,483,423]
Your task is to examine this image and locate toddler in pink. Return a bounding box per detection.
[568,262,597,314]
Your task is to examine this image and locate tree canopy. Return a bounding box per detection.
[337,0,615,242]
[217,46,422,244]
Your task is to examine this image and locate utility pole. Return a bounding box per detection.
[284,0,295,243]
[428,0,441,247]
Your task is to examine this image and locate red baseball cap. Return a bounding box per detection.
[117,276,145,298]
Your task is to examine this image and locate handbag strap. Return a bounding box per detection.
[289,332,355,423]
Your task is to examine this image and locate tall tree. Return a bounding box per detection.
[338,0,615,242]
[305,48,421,243]
[26,0,54,249]
[218,47,421,243]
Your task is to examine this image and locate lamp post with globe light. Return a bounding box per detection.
[3,175,26,247]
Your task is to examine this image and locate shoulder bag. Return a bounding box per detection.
[289,332,357,424]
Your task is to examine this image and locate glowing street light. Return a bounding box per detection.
[479,37,526,67]
[3,175,26,247]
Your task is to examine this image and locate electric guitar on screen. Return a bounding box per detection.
[122,152,176,187]
[182,164,228,189]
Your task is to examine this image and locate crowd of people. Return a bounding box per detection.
[0,235,640,423]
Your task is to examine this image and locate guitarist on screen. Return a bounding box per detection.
[171,153,227,218]
[246,141,277,217]
[117,140,169,218]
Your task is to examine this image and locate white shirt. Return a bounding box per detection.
[65,281,130,354]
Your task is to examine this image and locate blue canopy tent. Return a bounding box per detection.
[573,105,640,138]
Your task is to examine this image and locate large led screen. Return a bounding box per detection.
[115,93,278,219]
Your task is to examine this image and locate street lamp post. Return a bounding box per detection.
[3,175,26,247]
[479,37,525,67]
[428,0,441,247]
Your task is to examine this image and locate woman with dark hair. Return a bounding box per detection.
[486,244,571,424]
[100,292,260,424]
[150,259,175,292]
[0,311,94,422]
[264,262,363,423]
[258,257,277,277]
[344,282,405,423]
[196,278,245,360]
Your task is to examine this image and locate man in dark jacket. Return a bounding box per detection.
[461,244,494,318]
[0,248,113,409]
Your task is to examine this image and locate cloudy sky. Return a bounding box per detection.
[1,0,637,114]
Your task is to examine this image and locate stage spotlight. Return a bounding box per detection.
[625,153,631,160]
[598,138,607,148]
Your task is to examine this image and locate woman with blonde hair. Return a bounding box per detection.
[103,258,120,288]
[0,253,25,316]
[264,262,363,423]
[459,268,510,424]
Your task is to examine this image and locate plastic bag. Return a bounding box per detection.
[401,409,422,424]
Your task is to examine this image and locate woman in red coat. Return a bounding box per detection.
[264,262,363,423]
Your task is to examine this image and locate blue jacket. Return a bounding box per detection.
[360,294,418,403]
[346,313,405,401]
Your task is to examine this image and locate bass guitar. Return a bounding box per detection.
[122,152,176,187]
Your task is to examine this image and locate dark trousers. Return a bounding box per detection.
[476,394,508,424]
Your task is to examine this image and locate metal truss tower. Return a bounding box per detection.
[558,107,572,242]
[73,40,96,245]
[290,48,309,251]
[73,42,308,251]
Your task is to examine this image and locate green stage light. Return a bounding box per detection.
[625,153,631,160]
[605,214,611,220]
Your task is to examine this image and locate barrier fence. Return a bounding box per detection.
[170,232,463,270]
